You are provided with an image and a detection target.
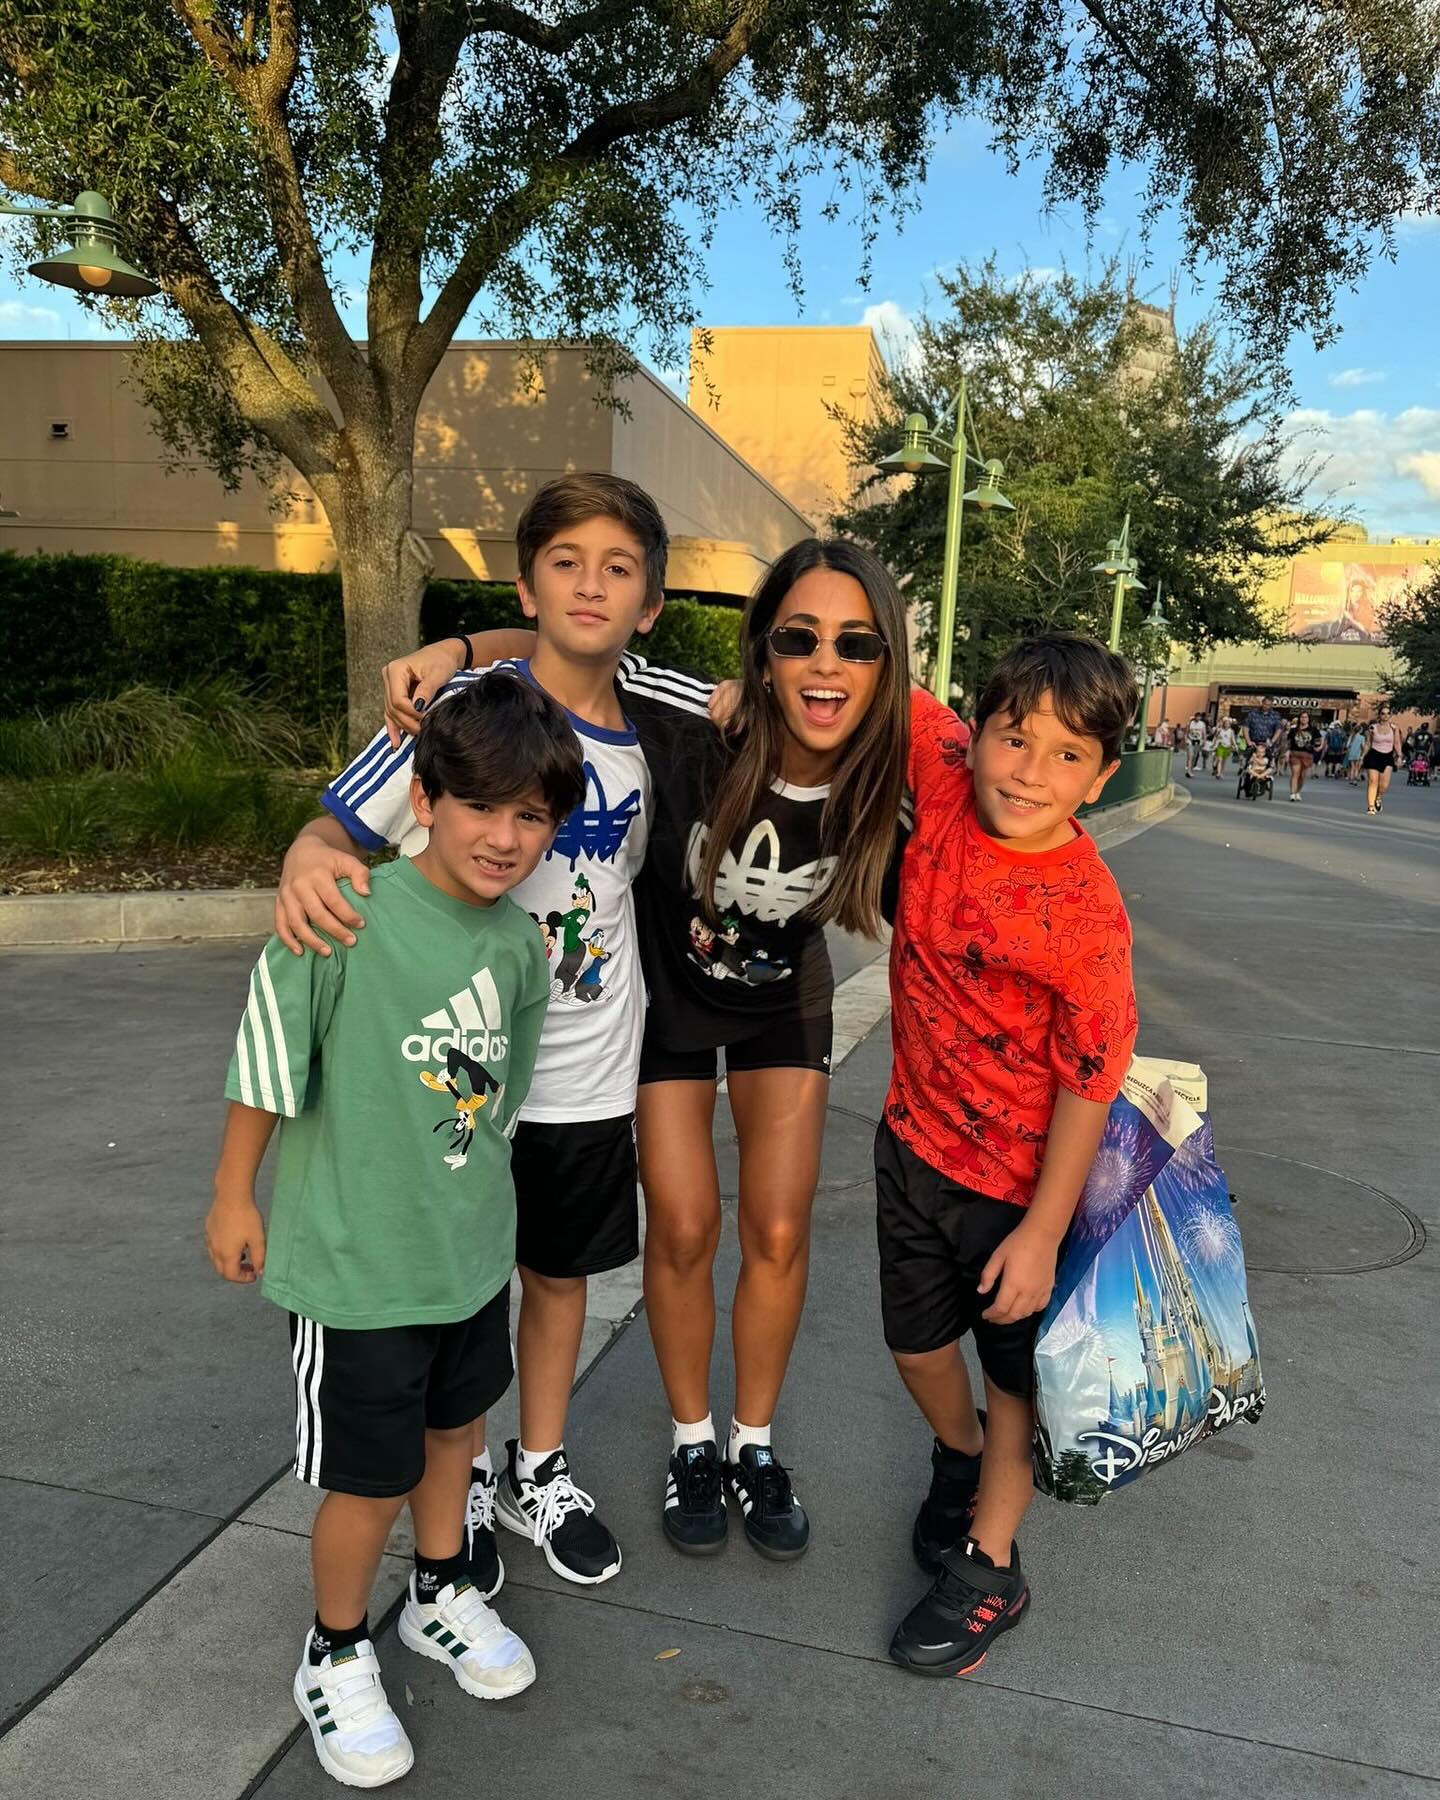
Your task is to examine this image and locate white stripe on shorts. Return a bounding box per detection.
[292,1318,326,1486]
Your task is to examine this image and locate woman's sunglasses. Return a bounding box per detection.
[766,625,887,664]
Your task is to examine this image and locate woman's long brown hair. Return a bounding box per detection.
[696,538,911,940]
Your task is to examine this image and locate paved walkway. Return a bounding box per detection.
[1,772,1436,1798]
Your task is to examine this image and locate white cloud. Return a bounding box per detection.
[1280,404,1440,536]
[1330,367,1386,388]
[1397,209,1440,238]
[1396,451,1440,501]
[0,299,64,334]
[861,299,921,376]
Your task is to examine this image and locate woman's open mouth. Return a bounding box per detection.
[799,687,848,728]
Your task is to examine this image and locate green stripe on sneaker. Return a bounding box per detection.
[306,1687,322,1701]
[319,1722,338,1737]
[422,1620,442,1638]
[313,1704,329,1718]
[447,1640,467,1659]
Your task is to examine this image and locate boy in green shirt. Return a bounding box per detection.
[204,673,583,1791]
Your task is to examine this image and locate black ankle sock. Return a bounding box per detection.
[414,1549,468,1603]
[310,1613,368,1664]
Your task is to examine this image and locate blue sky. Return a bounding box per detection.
[4,116,1437,539]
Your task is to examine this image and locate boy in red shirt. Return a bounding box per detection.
[880,634,1139,1677]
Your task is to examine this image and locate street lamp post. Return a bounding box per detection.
[1090,511,1144,651]
[0,189,159,297]
[1134,586,1169,747]
[877,376,1014,705]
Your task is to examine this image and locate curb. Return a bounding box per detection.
[0,887,274,948]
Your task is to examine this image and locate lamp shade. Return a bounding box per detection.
[877,412,948,475]
[29,240,158,298]
[963,459,1014,511]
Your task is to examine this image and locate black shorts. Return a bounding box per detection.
[1362,749,1395,773]
[638,1010,833,1083]
[288,1287,512,1498]
[874,1122,1039,1398]
[512,1113,639,1279]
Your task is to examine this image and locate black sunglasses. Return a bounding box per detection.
[766,625,887,664]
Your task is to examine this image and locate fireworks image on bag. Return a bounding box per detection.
[1033,1058,1265,1505]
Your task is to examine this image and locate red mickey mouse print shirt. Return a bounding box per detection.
[886,689,1138,1207]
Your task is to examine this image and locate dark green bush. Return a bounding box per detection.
[0,550,741,726]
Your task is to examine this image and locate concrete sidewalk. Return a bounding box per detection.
[2,776,1437,1798]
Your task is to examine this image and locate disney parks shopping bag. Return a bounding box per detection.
[1033,1057,1265,1504]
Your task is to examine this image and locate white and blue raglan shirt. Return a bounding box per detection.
[321,660,650,1125]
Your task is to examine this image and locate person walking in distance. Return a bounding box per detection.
[1286,711,1322,801]
[1346,720,1366,785]
[1212,716,1236,781]
[1363,704,1400,814]
[1184,711,1206,779]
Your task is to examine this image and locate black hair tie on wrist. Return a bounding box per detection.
[450,634,474,671]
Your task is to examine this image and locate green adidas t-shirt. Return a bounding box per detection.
[224,856,550,1329]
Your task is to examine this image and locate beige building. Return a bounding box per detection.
[687,325,889,528]
[0,340,813,598]
[1154,522,1439,728]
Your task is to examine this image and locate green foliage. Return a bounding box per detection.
[1379,570,1440,716]
[834,257,1336,701]
[0,766,322,858]
[0,551,742,731]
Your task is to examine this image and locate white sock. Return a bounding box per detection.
[517,1443,561,1482]
[672,1415,716,1454]
[728,1418,771,1462]
[470,1446,492,1481]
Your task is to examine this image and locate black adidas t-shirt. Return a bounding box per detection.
[617,657,836,1052]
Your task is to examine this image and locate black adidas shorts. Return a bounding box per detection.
[637,1010,834,1083]
[288,1287,512,1498]
[874,1122,1039,1399]
[512,1113,639,1279]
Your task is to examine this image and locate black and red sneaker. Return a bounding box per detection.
[889,1538,1029,1677]
[912,1410,985,1575]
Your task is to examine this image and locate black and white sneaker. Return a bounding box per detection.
[912,1411,985,1576]
[662,1440,727,1555]
[725,1444,810,1561]
[889,1538,1029,1677]
[465,1463,503,1600]
[493,1440,622,1585]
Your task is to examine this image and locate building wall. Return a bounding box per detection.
[0,341,811,596]
[686,325,888,527]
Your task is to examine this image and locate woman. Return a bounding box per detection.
[614,539,909,1561]
[1363,704,1400,814]
[1286,710,1322,801]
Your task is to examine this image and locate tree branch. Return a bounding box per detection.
[468,0,640,55]
[1213,0,1294,186]
[166,0,369,419]
[148,195,343,477]
[0,144,50,202]
[368,0,470,383]
[408,3,761,386]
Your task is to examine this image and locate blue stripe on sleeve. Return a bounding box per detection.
[319,787,391,852]
[330,730,397,805]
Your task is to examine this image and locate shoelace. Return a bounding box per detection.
[528,1469,596,1547]
[467,1474,496,1539]
[748,1458,795,1520]
[676,1452,721,1512]
[932,1559,1013,1636]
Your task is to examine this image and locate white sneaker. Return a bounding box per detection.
[397,1572,536,1699]
[292,1633,414,1789]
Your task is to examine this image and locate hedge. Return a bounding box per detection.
[0,550,740,725]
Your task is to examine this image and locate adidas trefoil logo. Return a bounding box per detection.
[402,966,509,1063]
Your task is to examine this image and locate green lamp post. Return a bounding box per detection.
[877,377,1014,705]
[0,190,159,297]
[1090,511,1144,651]
[1134,586,1169,748]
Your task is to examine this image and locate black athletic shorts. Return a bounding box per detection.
[287,1286,512,1497]
[512,1113,639,1279]
[874,1121,1039,1399]
[637,1010,833,1083]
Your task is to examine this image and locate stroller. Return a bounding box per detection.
[1237,750,1275,801]
[1407,755,1431,787]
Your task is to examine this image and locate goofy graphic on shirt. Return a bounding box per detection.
[420,1045,500,1172]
